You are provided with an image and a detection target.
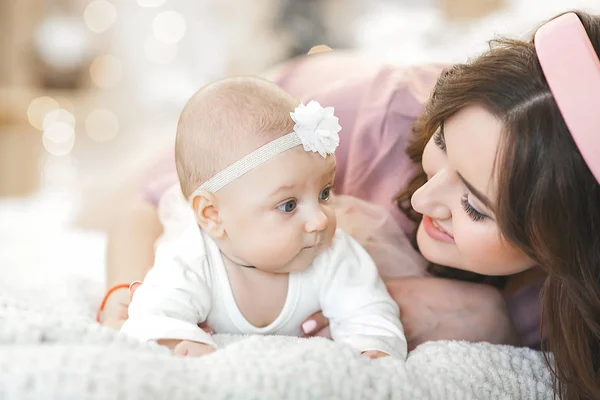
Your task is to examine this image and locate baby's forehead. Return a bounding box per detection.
[251,150,336,190]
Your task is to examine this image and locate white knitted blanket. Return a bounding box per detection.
[0,283,552,400]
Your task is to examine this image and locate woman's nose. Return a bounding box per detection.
[411,171,452,221]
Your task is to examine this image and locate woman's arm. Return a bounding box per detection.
[100,198,163,328]
[302,277,519,350]
[386,277,518,350]
[106,198,163,286]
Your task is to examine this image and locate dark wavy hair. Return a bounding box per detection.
[396,10,600,400]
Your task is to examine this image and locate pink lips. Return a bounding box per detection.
[422,215,455,243]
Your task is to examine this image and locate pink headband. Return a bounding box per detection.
[535,12,600,184]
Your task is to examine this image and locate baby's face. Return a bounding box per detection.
[216,146,337,273]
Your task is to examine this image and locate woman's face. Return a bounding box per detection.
[411,105,534,276]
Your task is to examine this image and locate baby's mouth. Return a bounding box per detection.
[303,237,320,250]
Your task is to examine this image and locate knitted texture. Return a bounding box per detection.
[0,284,552,400]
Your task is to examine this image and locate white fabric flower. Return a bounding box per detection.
[290,100,341,158]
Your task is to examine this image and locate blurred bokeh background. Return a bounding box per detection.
[1,0,599,295]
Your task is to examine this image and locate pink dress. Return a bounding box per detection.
[139,52,542,348]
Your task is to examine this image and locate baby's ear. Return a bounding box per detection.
[307,44,333,55]
[191,192,225,238]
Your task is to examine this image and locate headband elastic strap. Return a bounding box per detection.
[535,12,600,184]
[188,132,302,199]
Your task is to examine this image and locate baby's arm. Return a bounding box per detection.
[318,231,407,360]
[121,243,217,353]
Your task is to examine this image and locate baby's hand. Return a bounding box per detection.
[173,340,216,357]
[99,281,142,330]
[362,350,389,359]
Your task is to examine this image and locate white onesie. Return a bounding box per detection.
[121,222,407,359]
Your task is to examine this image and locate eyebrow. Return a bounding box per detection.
[457,172,495,212]
[326,163,337,177]
[269,163,336,198]
[269,183,299,198]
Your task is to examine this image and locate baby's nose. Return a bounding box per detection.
[305,210,328,233]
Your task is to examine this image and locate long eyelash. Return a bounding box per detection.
[461,194,485,222]
[433,125,446,151]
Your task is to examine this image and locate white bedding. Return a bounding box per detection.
[0,196,553,399]
[1,281,552,400]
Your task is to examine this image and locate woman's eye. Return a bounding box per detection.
[277,200,297,213]
[319,187,332,201]
[433,128,446,151]
[461,194,487,222]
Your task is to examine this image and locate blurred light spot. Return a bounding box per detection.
[89,55,123,88]
[84,0,117,33]
[54,97,75,113]
[152,11,186,44]
[44,121,75,143]
[43,154,78,188]
[35,16,88,70]
[27,97,59,130]
[43,123,76,156]
[137,0,166,7]
[85,109,119,142]
[43,109,76,131]
[144,36,178,65]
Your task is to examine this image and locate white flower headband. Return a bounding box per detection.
[188,100,341,200]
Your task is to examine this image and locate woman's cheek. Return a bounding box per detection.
[458,236,498,273]
[456,223,532,276]
[454,220,502,274]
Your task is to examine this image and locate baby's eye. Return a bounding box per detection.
[319,187,332,201]
[277,199,297,213]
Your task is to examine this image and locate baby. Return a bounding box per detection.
[121,76,407,359]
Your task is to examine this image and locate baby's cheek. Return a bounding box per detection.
[326,212,337,237]
[254,229,298,259]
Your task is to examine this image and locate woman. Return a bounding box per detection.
[102,10,600,399]
[399,11,600,399]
